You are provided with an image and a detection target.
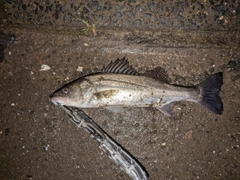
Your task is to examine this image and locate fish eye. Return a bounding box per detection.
[62,87,70,94]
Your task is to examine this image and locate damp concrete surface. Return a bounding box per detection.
[0,1,240,180]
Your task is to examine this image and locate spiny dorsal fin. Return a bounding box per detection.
[145,67,169,83]
[103,57,138,75]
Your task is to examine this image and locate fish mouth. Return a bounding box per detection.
[50,95,64,106]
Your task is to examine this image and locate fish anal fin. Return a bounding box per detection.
[156,103,174,117]
[102,57,138,75]
[145,67,169,83]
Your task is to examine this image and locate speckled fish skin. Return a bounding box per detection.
[51,73,197,106]
[50,58,223,116]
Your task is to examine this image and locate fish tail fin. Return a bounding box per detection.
[197,72,223,114]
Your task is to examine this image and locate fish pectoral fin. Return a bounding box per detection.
[105,106,125,113]
[157,103,174,117]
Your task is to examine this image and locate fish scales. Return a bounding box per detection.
[82,73,198,107]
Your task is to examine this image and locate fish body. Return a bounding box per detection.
[51,58,223,116]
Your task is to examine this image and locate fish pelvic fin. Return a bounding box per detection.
[156,103,174,117]
[198,72,223,114]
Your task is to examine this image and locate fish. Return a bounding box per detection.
[50,57,223,116]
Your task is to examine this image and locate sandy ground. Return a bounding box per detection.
[1,1,240,180]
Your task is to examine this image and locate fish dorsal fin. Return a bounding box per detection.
[103,57,138,75]
[145,67,169,83]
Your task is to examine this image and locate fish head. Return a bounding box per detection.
[50,79,86,107]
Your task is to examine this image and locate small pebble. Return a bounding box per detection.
[44,105,50,111]
[67,58,72,62]
[161,142,166,146]
[175,75,185,84]
[227,60,237,71]
[219,16,224,20]
[39,64,51,71]
[185,129,193,140]
[5,128,10,136]
[231,164,237,168]
[44,145,50,151]
[76,66,83,72]
[209,67,215,73]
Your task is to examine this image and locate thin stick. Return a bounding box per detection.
[59,105,149,180]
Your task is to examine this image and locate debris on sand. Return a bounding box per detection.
[185,129,193,140]
[76,66,83,72]
[39,64,51,71]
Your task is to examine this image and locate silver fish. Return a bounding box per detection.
[51,58,223,116]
